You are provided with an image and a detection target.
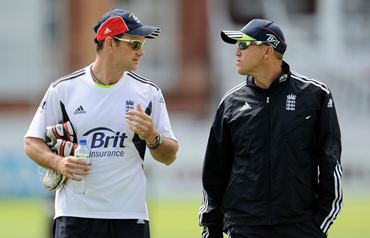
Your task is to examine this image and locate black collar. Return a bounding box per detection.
[246,61,291,90]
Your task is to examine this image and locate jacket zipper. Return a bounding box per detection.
[266,96,272,225]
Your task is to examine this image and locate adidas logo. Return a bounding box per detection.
[136,219,145,224]
[239,101,251,111]
[74,106,86,115]
[327,99,333,108]
[104,27,111,34]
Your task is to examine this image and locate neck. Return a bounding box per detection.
[253,61,282,89]
[91,57,125,85]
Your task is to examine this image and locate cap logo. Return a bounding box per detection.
[266,34,280,47]
[94,9,160,41]
[129,13,141,24]
[104,27,112,35]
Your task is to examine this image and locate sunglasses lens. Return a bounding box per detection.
[131,41,143,50]
[238,42,247,50]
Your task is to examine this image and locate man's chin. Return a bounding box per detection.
[237,68,247,75]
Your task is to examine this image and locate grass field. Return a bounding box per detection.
[0,195,369,238]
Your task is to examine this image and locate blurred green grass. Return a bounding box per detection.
[0,195,369,238]
[0,199,48,238]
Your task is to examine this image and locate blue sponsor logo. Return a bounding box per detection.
[83,127,128,149]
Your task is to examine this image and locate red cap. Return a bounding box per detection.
[95,16,129,41]
[94,9,160,41]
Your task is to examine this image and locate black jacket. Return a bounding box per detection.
[199,62,342,237]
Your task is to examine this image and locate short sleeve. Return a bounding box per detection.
[25,84,64,140]
[151,89,176,141]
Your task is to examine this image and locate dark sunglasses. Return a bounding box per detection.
[237,41,269,50]
[113,37,145,50]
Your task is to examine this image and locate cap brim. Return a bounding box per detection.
[126,25,160,39]
[221,31,256,44]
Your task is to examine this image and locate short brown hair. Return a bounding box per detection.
[94,34,124,52]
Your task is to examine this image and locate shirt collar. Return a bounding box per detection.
[246,61,291,89]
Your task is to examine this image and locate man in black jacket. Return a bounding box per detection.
[199,19,342,238]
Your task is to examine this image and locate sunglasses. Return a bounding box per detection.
[113,37,145,50]
[237,41,269,50]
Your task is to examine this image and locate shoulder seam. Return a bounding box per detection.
[219,82,246,107]
[127,71,159,90]
[52,70,86,88]
[291,72,329,94]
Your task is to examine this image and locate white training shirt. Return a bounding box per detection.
[25,65,176,220]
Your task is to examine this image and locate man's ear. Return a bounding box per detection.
[104,37,115,50]
[264,45,274,59]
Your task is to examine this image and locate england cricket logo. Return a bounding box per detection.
[125,99,135,112]
[286,93,296,111]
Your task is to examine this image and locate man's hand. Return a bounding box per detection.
[125,104,157,144]
[40,121,91,192]
[125,103,178,165]
[56,156,91,181]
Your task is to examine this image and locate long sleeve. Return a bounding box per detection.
[313,91,343,234]
[199,104,233,238]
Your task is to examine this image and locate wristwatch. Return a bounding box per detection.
[147,132,163,150]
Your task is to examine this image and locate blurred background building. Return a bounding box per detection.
[1,0,369,237]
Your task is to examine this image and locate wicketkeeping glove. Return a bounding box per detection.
[45,121,76,147]
[42,121,76,191]
[50,139,77,157]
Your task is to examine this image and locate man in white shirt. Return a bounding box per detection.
[24,8,178,238]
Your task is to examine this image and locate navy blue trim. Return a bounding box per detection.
[127,71,159,91]
[60,101,77,143]
[132,135,146,160]
[52,70,86,88]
